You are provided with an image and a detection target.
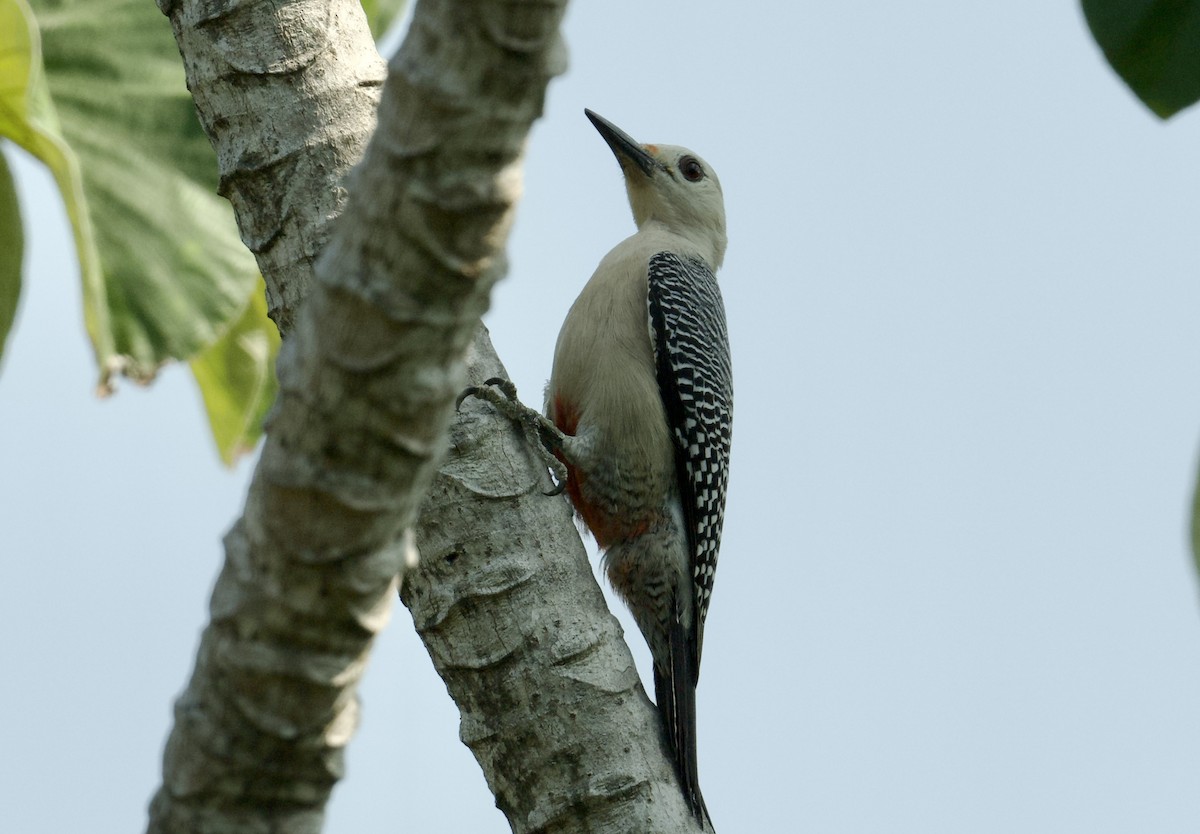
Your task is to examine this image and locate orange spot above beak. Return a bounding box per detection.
[644,144,658,155]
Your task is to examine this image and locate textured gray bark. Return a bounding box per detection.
[149,0,706,831]
[413,331,708,833]
[158,0,385,335]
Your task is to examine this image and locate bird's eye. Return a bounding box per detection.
[679,156,704,182]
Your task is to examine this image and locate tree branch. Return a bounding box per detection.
[151,0,704,830]
[408,328,706,832]
[157,0,385,334]
[149,0,567,829]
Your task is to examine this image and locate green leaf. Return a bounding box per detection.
[0,0,107,377]
[2,0,258,391]
[190,277,280,466]
[1082,0,1200,118]
[0,151,22,370]
[360,0,407,40]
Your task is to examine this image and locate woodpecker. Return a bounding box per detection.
[462,110,731,828]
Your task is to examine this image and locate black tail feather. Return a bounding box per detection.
[654,615,712,830]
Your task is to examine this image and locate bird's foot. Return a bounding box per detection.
[457,377,570,495]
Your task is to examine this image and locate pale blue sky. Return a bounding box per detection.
[4,2,1200,832]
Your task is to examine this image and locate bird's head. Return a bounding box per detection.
[585,109,727,270]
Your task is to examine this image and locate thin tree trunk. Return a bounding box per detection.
[150,0,704,831]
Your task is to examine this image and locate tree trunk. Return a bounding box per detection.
[149,0,705,831]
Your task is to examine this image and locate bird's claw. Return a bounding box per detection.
[457,377,519,411]
[455,386,480,411]
[457,377,571,496]
[482,376,516,398]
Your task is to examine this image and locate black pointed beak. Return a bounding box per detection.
[585,109,659,178]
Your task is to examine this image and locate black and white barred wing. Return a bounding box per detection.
[646,251,733,650]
